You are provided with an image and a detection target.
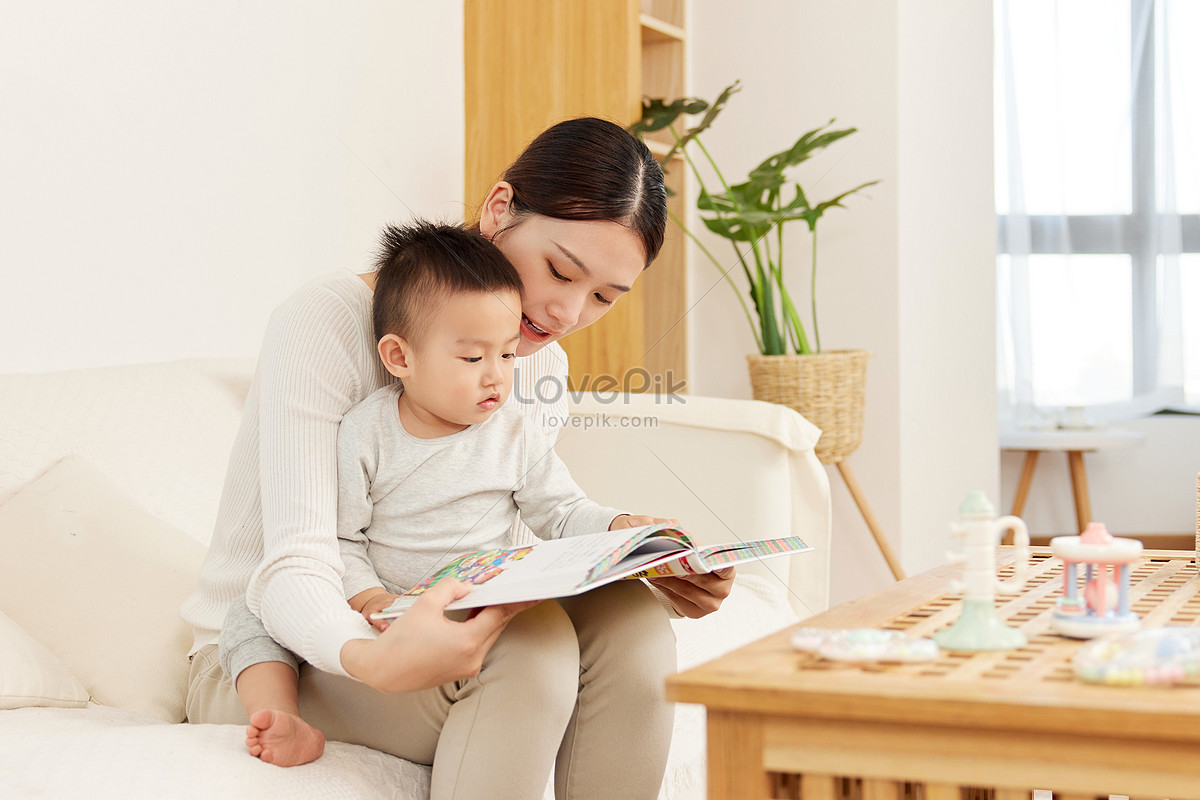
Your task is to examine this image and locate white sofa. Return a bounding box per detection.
[0,358,830,800]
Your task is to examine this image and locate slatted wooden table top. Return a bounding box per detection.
[668,548,1200,745]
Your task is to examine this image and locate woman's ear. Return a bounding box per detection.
[477,181,515,239]
[378,334,412,378]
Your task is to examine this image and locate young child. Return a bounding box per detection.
[219,220,672,766]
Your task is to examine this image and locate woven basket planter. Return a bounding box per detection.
[746,349,870,466]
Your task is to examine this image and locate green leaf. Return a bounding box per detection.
[698,208,774,242]
[782,183,810,212]
[680,80,741,143]
[658,81,743,163]
[694,185,724,212]
[631,97,708,135]
[797,180,880,231]
[700,215,762,242]
[741,121,860,198]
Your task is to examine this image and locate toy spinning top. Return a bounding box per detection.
[1050,522,1142,639]
[934,491,1031,651]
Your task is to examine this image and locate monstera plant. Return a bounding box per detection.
[632,81,877,357]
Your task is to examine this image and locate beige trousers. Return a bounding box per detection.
[187,581,676,800]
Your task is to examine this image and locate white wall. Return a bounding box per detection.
[690,1,998,605]
[0,1,464,374]
[897,4,999,571]
[2,1,1023,606]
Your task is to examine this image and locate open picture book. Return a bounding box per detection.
[371,524,811,619]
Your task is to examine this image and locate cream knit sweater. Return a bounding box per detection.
[179,271,569,677]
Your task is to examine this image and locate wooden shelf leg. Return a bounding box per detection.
[1010,450,1039,517]
[1066,450,1092,533]
[1004,450,1040,545]
[835,460,906,581]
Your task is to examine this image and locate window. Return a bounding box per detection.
[995,0,1200,419]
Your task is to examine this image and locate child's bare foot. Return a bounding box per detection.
[245,709,325,766]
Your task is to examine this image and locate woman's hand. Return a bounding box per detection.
[648,567,736,619]
[608,515,734,618]
[340,579,538,694]
[609,514,681,531]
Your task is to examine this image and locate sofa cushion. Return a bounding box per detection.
[0,609,90,710]
[0,456,205,722]
[0,357,253,546]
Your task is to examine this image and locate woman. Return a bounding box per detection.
[181,118,734,800]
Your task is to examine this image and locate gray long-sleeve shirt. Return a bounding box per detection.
[337,383,623,598]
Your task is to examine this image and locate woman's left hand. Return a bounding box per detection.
[648,568,735,619]
[608,513,681,531]
[607,514,735,619]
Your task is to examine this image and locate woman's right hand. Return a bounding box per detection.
[339,579,537,694]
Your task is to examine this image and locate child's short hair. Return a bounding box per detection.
[371,220,523,343]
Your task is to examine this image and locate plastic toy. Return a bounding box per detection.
[1074,627,1200,685]
[792,627,939,663]
[1049,522,1142,638]
[933,491,1031,651]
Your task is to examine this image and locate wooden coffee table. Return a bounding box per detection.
[667,548,1200,799]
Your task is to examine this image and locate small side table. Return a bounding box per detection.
[1000,428,1144,534]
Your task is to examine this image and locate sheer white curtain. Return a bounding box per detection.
[995,0,1198,426]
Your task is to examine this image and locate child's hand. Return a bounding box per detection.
[351,590,404,631]
[609,514,681,531]
[361,592,403,630]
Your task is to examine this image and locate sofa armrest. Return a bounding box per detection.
[555,393,831,618]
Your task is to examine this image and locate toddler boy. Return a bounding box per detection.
[220,221,667,766]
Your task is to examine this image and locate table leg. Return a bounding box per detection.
[799,775,836,800]
[924,786,961,800]
[706,710,771,800]
[862,779,903,800]
[1067,450,1092,533]
[993,790,1033,800]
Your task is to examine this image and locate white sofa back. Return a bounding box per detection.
[0,358,254,547]
[557,392,830,618]
[0,358,830,618]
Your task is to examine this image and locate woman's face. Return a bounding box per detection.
[485,213,647,357]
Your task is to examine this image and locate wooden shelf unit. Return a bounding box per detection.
[464,0,689,393]
[640,12,685,43]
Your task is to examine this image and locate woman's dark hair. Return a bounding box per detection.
[496,117,667,267]
[372,220,523,343]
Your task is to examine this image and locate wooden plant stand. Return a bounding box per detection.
[833,458,905,581]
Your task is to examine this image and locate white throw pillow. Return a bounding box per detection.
[0,609,89,710]
[0,456,206,722]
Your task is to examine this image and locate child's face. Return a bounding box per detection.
[400,288,522,435]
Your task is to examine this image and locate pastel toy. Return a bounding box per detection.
[1074,627,1200,686]
[791,627,939,663]
[933,491,1032,651]
[1050,523,1142,638]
